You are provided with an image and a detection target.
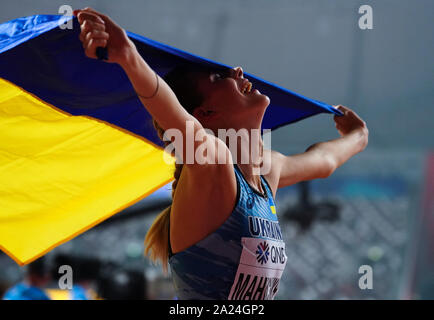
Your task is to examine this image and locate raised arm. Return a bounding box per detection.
[73,8,210,163]
[273,105,369,188]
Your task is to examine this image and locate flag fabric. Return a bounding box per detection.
[0,15,342,265]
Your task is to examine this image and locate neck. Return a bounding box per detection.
[232,128,265,194]
[216,109,267,193]
[237,162,265,195]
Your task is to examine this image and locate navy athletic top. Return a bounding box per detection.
[168,164,287,300]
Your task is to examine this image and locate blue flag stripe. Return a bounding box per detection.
[0,15,343,148]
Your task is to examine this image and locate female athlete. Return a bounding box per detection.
[74,8,369,300]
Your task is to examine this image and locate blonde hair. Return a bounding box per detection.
[144,119,183,274]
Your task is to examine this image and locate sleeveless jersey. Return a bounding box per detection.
[168,164,287,300]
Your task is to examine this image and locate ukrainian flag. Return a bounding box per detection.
[0,15,342,266]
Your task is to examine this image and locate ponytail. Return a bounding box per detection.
[144,206,171,274]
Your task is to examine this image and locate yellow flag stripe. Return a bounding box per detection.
[0,78,174,265]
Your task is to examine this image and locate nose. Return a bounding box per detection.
[232,66,244,79]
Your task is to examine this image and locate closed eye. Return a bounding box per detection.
[211,69,231,82]
[213,72,224,81]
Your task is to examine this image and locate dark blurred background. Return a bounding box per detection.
[1,0,433,299]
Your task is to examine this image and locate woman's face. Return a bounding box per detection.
[192,66,270,130]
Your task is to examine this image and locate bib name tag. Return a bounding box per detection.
[228,237,287,300]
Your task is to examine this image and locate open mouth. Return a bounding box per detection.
[240,80,253,94]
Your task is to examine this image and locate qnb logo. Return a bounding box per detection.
[270,245,286,264]
[256,241,270,265]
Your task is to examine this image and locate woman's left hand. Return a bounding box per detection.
[333,105,369,138]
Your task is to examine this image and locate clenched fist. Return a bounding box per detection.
[73,7,136,65]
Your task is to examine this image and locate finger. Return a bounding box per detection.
[83,36,109,51]
[84,30,109,43]
[77,11,105,25]
[335,104,346,109]
[338,105,356,116]
[81,20,105,32]
[85,38,107,58]
[334,114,347,125]
[79,20,105,42]
[332,105,345,117]
[334,105,345,112]
[334,113,345,121]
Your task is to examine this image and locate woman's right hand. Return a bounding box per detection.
[73,7,136,65]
